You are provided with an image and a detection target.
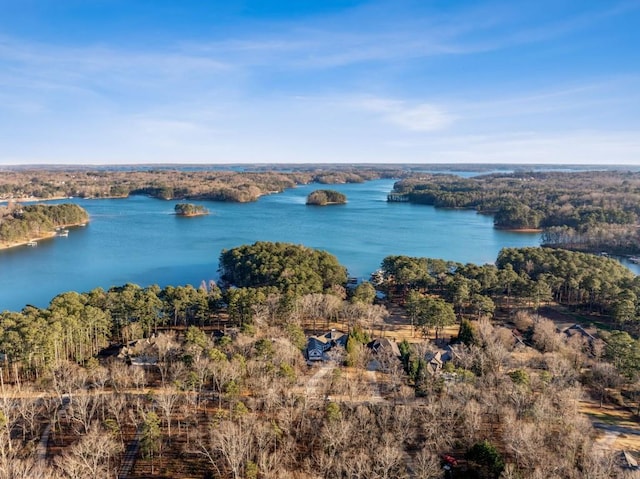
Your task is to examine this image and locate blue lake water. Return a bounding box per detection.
[0,178,631,312]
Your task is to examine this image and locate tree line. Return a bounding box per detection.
[380,246,640,325]
[4,243,640,379]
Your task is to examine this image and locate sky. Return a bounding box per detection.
[1,0,639,165]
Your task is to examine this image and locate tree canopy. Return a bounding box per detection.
[219,242,348,295]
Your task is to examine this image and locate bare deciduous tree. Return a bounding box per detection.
[54,423,121,479]
[199,419,254,479]
[155,385,181,437]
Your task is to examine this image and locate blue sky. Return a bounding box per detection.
[1,0,639,165]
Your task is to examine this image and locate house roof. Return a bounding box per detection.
[323,330,346,341]
[307,330,347,345]
[368,338,401,357]
[425,346,458,375]
[308,336,330,345]
[622,451,639,469]
[563,324,597,342]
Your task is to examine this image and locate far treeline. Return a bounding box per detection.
[0,203,89,247]
[0,166,404,203]
[390,170,640,254]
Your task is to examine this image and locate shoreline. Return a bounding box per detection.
[306,201,347,206]
[0,194,130,204]
[174,212,209,217]
[495,227,543,233]
[0,221,89,251]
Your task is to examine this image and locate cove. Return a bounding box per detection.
[0,179,544,312]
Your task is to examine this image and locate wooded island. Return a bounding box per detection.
[174,203,209,217]
[306,189,347,205]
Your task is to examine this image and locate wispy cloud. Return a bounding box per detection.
[446,77,640,129]
[355,97,454,132]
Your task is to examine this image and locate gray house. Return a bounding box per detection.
[425,346,458,376]
[305,330,347,362]
[367,338,401,357]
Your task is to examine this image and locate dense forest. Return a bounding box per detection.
[389,171,640,254]
[0,203,89,247]
[306,189,347,206]
[1,242,640,477]
[219,242,348,295]
[380,247,639,326]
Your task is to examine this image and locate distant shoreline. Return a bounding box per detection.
[0,195,71,204]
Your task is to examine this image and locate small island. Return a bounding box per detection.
[306,189,347,206]
[174,203,209,217]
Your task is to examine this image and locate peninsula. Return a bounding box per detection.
[0,203,89,250]
[388,170,640,255]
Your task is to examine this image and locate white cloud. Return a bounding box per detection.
[356,97,454,132]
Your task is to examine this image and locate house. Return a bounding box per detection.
[563,324,597,343]
[306,336,328,362]
[115,338,160,366]
[511,329,527,348]
[620,451,639,471]
[305,330,347,362]
[367,338,401,372]
[425,346,457,376]
[367,338,401,358]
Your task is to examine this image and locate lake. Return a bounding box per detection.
[0,178,631,312]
